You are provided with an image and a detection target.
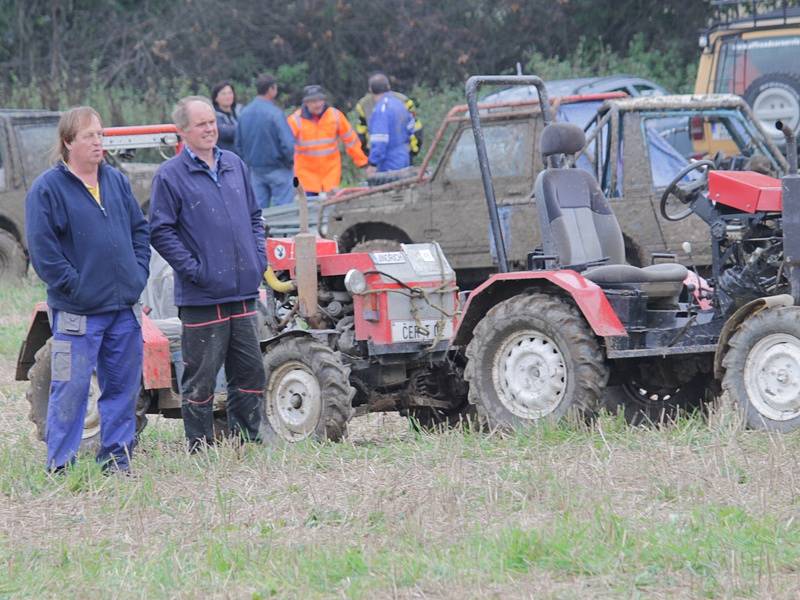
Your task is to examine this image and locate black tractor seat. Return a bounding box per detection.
[533,122,686,301]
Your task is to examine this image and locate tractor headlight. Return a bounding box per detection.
[344,269,367,295]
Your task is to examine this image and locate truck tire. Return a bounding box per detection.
[26,338,101,453]
[350,238,402,254]
[743,73,800,143]
[0,229,27,279]
[463,292,608,429]
[602,374,708,426]
[721,305,800,432]
[261,336,355,442]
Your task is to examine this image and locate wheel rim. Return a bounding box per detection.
[492,330,566,420]
[83,373,101,440]
[265,360,322,441]
[743,333,800,422]
[752,88,800,141]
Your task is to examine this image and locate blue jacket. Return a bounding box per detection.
[149,148,267,307]
[367,94,415,172]
[25,162,150,315]
[215,106,240,154]
[236,97,294,171]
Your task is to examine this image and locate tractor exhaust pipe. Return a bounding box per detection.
[776,120,797,175]
[777,121,800,304]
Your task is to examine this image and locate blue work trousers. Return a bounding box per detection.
[47,308,142,471]
[250,167,294,208]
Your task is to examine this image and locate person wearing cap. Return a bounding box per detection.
[365,73,416,174]
[288,85,368,195]
[236,74,295,208]
[355,72,423,163]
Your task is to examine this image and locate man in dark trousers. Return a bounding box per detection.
[26,106,150,472]
[149,95,267,451]
[236,74,295,208]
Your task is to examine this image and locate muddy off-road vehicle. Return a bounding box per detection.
[695,0,800,146]
[314,93,785,285]
[0,117,174,280]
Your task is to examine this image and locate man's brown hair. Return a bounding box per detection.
[55,106,102,163]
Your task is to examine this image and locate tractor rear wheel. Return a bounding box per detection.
[0,230,27,280]
[722,306,800,432]
[261,336,355,442]
[464,293,608,429]
[26,338,101,453]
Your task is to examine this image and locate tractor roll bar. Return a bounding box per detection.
[777,120,798,175]
[465,75,552,273]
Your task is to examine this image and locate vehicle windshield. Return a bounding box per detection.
[16,122,58,183]
[716,35,800,94]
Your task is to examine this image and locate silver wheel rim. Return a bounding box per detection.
[492,330,566,420]
[743,333,800,422]
[83,373,101,440]
[752,87,800,141]
[265,360,322,441]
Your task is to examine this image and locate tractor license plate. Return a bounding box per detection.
[391,320,453,343]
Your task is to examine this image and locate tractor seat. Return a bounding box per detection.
[534,123,687,299]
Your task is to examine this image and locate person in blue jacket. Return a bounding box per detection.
[211,81,242,155]
[149,95,267,452]
[236,74,295,208]
[365,73,416,175]
[25,106,150,473]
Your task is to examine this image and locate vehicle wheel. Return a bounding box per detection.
[463,292,609,429]
[408,402,476,432]
[350,238,403,254]
[602,374,709,425]
[261,336,355,442]
[721,306,800,432]
[407,358,476,431]
[743,73,800,143]
[26,338,101,453]
[135,389,150,436]
[0,230,27,279]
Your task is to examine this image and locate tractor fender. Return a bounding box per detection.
[453,271,627,346]
[713,293,795,379]
[15,302,51,381]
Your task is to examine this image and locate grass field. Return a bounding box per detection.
[1,278,800,599]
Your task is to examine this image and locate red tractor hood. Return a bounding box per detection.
[708,170,783,213]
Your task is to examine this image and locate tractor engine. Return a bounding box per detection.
[705,170,787,315]
[264,238,464,414]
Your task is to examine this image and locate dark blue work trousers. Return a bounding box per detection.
[47,308,142,471]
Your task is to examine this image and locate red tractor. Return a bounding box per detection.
[453,75,800,431]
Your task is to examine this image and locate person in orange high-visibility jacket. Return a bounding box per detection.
[288,85,368,194]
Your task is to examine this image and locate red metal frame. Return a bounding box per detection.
[708,170,783,213]
[455,271,627,340]
[102,124,183,154]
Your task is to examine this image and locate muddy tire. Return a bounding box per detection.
[721,306,800,432]
[602,375,709,425]
[743,73,800,143]
[463,293,608,429]
[350,238,403,254]
[261,336,355,442]
[26,338,101,453]
[0,229,27,280]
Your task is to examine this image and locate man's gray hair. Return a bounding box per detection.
[172,95,214,130]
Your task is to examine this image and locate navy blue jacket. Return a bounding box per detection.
[236,97,294,171]
[148,148,267,307]
[215,105,241,154]
[25,162,150,314]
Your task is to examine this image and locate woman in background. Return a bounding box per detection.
[211,81,241,154]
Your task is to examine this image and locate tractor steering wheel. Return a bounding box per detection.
[659,159,715,222]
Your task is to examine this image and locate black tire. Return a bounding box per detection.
[721,306,800,432]
[463,293,608,429]
[408,402,477,432]
[26,338,101,453]
[0,229,27,279]
[350,238,403,254]
[602,374,709,426]
[261,336,355,442]
[743,73,800,142]
[407,358,476,431]
[366,167,418,187]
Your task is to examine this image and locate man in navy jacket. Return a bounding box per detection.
[25,106,150,472]
[149,95,267,451]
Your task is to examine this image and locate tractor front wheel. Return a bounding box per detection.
[722,306,800,432]
[464,293,608,429]
[261,336,355,442]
